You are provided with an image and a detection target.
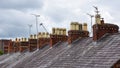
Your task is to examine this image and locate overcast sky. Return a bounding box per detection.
[0,0,120,39]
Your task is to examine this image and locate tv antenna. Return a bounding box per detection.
[87,13,94,36]
[40,23,49,34]
[93,6,99,14]
[31,14,40,50]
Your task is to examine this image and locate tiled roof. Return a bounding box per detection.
[1,33,120,68]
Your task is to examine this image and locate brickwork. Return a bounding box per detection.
[93,24,119,41]
[68,22,89,44]
[50,35,68,47]
[8,40,13,53]
[68,30,89,44]
[50,27,67,47]
[19,42,29,52]
[12,41,20,53]
[38,38,50,48]
[29,39,37,52]
[0,40,12,54]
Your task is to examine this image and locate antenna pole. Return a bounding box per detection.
[28,24,32,36]
[87,13,94,36]
[31,14,40,50]
[93,6,99,29]
[28,24,32,51]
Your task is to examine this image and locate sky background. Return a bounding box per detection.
[0,0,120,39]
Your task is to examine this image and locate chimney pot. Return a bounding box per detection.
[52,28,55,35]
[83,23,88,31]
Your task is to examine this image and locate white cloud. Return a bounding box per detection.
[0,0,120,38]
[0,0,43,10]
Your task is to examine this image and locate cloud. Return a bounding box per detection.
[0,0,43,10]
[0,9,35,38]
[0,0,120,39]
[94,0,120,27]
[42,0,89,24]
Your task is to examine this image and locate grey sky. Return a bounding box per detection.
[0,0,119,39]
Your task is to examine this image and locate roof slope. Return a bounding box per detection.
[48,34,120,68]
[0,33,120,68]
[47,33,120,68]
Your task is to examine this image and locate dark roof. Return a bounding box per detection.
[1,33,120,68]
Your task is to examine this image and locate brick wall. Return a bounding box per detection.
[38,38,50,48]
[19,42,29,52]
[29,39,37,52]
[0,40,12,54]
[50,35,68,47]
[12,42,20,53]
[8,40,13,53]
[68,30,89,44]
[93,24,119,41]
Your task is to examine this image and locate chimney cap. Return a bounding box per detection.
[63,28,66,30]
[83,23,87,26]
[30,34,33,36]
[56,28,60,30]
[74,22,79,24]
[79,23,82,25]
[39,32,41,35]
[52,27,55,29]
[71,22,75,25]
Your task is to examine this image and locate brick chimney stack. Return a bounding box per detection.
[50,28,67,47]
[29,34,37,52]
[93,11,119,41]
[19,37,29,52]
[68,22,89,44]
[38,32,50,48]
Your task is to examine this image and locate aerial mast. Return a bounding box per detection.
[40,23,49,34]
[93,6,101,25]
[31,14,40,50]
[87,13,94,36]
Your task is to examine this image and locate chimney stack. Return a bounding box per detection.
[50,27,67,46]
[68,22,89,44]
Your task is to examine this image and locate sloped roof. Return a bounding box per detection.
[46,33,120,68]
[1,33,120,68]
